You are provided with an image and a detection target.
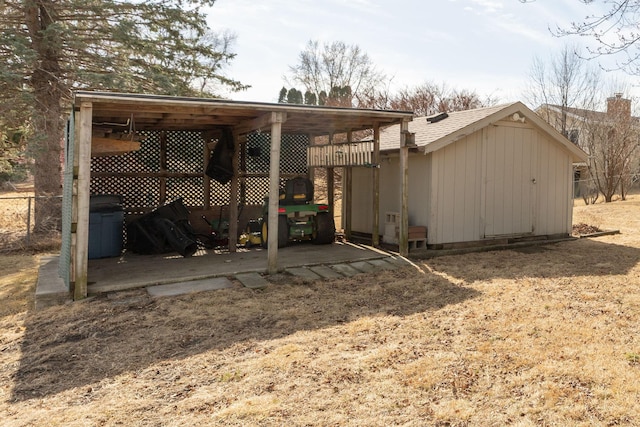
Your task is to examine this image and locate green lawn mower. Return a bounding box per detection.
[258,176,335,248]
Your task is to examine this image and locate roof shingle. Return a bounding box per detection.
[379,103,515,151]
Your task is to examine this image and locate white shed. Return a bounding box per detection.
[349,102,588,249]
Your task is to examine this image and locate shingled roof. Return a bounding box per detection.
[379,101,587,162]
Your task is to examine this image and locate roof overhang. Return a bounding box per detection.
[73,91,414,136]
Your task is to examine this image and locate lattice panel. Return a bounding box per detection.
[167,131,204,173]
[167,176,204,207]
[59,115,74,288]
[91,130,310,211]
[246,133,309,174]
[91,130,211,211]
[209,181,232,206]
[242,177,269,205]
[241,177,297,205]
[91,131,161,174]
[92,176,161,209]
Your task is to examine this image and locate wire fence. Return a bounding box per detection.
[0,195,62,251]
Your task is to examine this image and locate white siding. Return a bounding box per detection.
[352,121,575,245]
[351,167,374,233]
[379,157,401,219]
[429,130,483,244]
[534,133,573,235]
[351,153,431,236]
[408,154,430,227]
[483,125,536,237]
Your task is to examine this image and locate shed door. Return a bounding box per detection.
[483,126,536,237]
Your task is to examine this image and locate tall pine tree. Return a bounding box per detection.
[0,0,245,231]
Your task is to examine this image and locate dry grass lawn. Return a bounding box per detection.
[1,196,640,426]
[0,189,60,253]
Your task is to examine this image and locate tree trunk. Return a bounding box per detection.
[32,114,63,233]
[26,1,65,233]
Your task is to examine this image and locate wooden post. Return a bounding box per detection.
[203,133,211,210]
[372,123,381,246]
[71,109,81,287]
[239,135,247,208]
[267,112,287,274]
[26,197,32,244]
[228,130,240,252]
[399,119,410,257]
[74,101,92,300]
[159,131,167,205]
[327,133,334,209]
[344,131,353,240]
[307,134,315,185]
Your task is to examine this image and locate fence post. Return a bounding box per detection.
[26,196,32,245]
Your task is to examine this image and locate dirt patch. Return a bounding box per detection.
[1,195,640,425]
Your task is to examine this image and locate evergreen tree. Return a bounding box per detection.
[0,0,245,231]
[304,90,317,106]
[286,88,303,104]
[278,87,288,103]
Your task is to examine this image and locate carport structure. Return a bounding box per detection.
[62,92,413,300]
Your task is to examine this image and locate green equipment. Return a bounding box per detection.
[259,176,335,248]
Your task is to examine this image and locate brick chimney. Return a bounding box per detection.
[606,93,631,119]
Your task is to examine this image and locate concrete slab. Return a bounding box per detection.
[386,256,412,267]
[147,277,233,297]
[87,242,387,294]
[350,261,376,273]
[368,258,397,271]
[309,265,344,279]
[35,256,71,310]
[287,267,322,282]
[331,263,362,277]
[235,272,269,289]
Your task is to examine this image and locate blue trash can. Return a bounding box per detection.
[89,195,124,259]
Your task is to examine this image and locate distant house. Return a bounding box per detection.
[536,94,640,201]
[536,93,636,147]
[349,102,587,249]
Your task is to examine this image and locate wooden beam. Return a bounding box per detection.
[228,130,240,252]
[399,119,410,257]
[202,132,211,210]
[74,101,93,300]
[91,171,203,179]
[307,134,316,185]
[236,112,283,135]
[344,131,353,240]
[327,133,334,210]
[267,112,287,274]
[239,135,247,207]
[90,137,141,157]
[159,131,167,205]
[372,123,380,247]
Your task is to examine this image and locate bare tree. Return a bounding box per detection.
[388,82,486,116]
[286,40,387,107]
[522,1,640,75]
[525,44,602,135]
[554,0,640,75]
[583,96,640,202]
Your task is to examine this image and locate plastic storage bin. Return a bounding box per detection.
[89,195,124,259]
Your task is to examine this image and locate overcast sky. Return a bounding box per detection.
[206,0,633,108]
